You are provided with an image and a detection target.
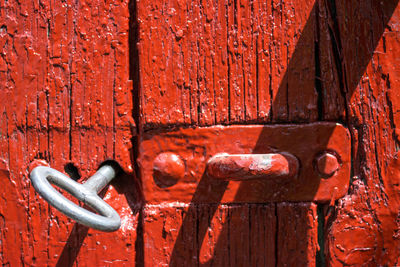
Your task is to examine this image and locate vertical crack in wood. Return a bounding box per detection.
[255,11,260,121]
[226,1,231,123]
[274,203,279,267]
[129,0,144,265]
[316,204,326,267]
[269,0,274,121]
[326,0,349,123]
[285,45,289,121]
[315,1,324,121]
[248,204,252,266]
[130,1,140,134]
[68,3,76,162]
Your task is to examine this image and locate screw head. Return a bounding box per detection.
[316,152,340,178]
[153,152,185,187]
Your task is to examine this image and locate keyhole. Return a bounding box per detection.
[64,163,81,181]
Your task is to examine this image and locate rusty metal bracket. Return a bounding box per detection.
[138,122,351,203]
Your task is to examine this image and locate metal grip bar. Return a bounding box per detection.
[206,152,299,181]
[30,165,121,232]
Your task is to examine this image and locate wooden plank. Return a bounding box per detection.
[138,0,320,130]
[197,204,230,266]
[143,203,276,266]
[254,0,273,121]
[325,0,400,265]
[143,204,198,266]
[316,0,345,121]
[249,204,276,266]
[138,0,323,266]
[0,0,137,265]
[274,0,318,122]
[277,203,318,267]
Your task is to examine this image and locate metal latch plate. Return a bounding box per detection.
[138,122,351,203]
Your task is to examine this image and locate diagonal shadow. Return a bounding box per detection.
[168,0,399,266]
[55,164,142,267]
[55,183,111,267]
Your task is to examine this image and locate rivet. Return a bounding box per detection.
[153,152,185,188]
[315,152,340,178]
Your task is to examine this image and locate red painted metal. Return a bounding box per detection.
[206,152,299,181]
[315,152,340,178]
[138,123,351,203]
[153,152,186,187]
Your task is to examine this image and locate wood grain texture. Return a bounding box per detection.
[0,0,138,265]
[2,0,400,266]
[277,203,318,267]
[138,0,400,266]
[138,0,324,265]
[143,203,277,266]
[137,0,327,130]
[143,203,318,266]
[324,0,400,265]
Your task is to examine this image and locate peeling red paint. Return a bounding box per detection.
[0,0,137,265]
[206,152,299,181]
[2,0,400,266]
[139,123,351,203]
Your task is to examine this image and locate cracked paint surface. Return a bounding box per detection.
[1,0,400,266]
[0,0,138,265]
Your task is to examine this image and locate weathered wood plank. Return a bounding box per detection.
[143,203,276,266]
[277,203,318,267]
[138,0,324,265]
[325,0,400,265]
[316,0,345,121]
[138,0,323,130]
[0,0,137,265]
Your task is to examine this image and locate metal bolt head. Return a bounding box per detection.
[153,152,185,187]
[316,152,340,178]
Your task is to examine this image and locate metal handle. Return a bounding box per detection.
[206,152,299,181]
[30,164,121,232]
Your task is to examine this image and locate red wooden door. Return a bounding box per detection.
[1,0,400,266]
[0,0,139,265]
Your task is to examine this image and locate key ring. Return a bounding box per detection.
[30,164,121,232]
